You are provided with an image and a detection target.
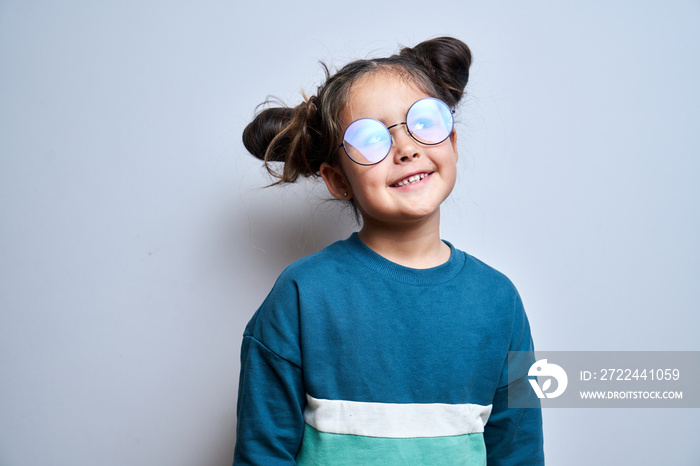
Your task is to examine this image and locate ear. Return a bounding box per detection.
[320,162,352,200]
[449,128,459,162]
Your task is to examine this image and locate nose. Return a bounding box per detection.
[389,123,420,163]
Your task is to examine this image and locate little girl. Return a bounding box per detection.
[234,37,544,465]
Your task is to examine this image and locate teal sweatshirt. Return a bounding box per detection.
[234,233,544,465]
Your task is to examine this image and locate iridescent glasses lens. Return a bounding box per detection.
[337,97,454,166]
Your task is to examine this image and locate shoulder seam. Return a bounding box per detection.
[243,334,302,369]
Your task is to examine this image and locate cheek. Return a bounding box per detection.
[339,163,362,194]
[446,162,458,190]
[436,150,459,192]
[446,156,458,179]
[350,175,380,204]
[341,160,383,194]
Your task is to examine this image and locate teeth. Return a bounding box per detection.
[396,173,427,187]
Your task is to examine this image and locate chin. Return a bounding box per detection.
[403,206,441,221]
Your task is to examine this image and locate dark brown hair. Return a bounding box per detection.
[242,37,472,184]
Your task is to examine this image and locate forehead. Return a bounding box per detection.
[342,71,431,123]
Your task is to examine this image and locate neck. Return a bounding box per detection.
[357,210,450,269]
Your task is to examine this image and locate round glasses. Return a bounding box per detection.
[337,97,454,166]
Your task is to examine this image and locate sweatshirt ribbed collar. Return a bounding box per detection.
[343,233,466,286]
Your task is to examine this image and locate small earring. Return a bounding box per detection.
[343,192,348,197]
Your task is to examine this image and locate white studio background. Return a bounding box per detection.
[1,1,698,465]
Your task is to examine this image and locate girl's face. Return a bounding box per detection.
[321,71,459,231]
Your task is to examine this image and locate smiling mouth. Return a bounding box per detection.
[392,172,431,188]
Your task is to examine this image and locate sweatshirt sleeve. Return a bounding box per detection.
[484,293,545,466]
[233,274,306,465]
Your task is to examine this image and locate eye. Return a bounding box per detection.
[408,110,450,143]
[405,98,453,144]
[410,117,435,132]
[344,119,390,149]
[362,132,389,146]
[342,118,392,164]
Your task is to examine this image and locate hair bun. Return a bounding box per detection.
[400,37,472,106]
[242,99,323,183]
[242,106,294,162]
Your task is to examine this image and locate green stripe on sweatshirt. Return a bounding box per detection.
[295,424,487,466]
